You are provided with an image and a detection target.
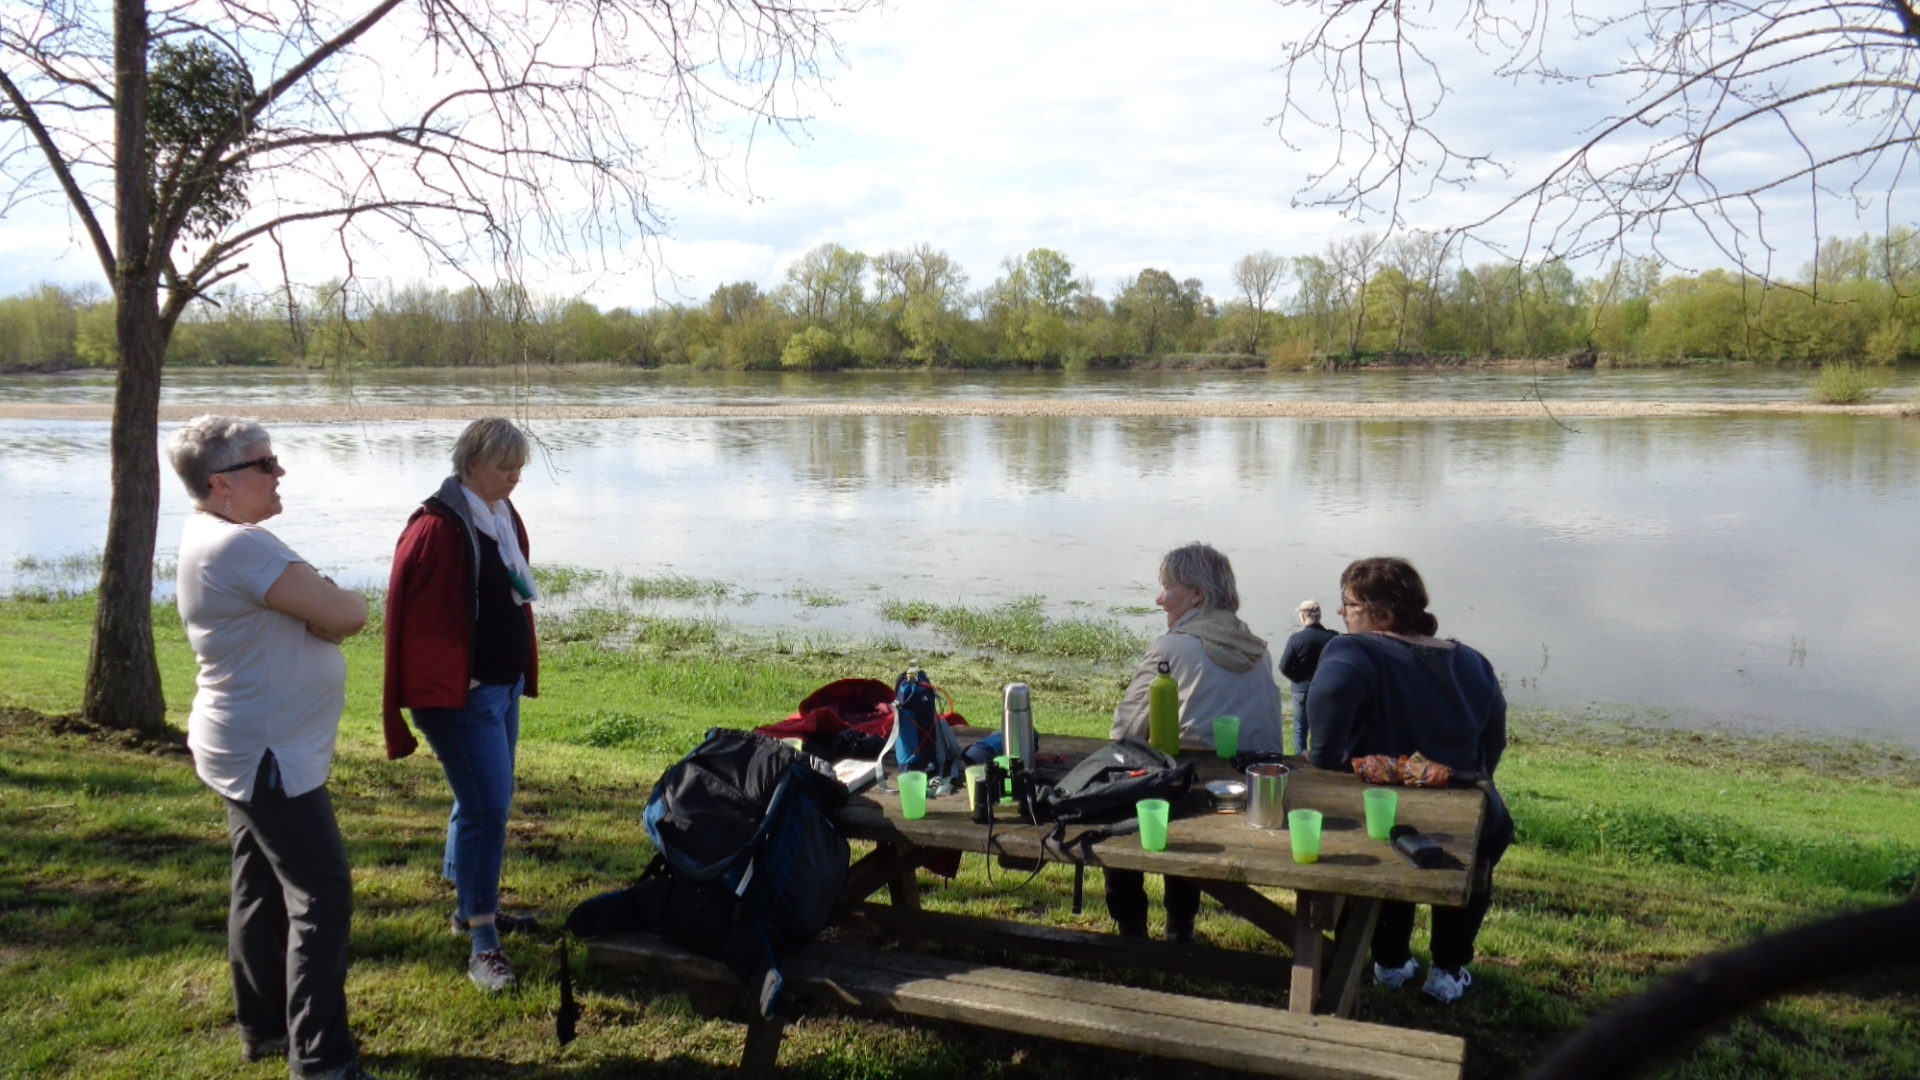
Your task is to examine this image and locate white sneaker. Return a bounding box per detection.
[1373,959,1421,988]
[468,949,516,993]
[1423,966,1472,1004]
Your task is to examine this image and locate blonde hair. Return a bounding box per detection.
[452,418,529,475]
[1159,542,1240,612]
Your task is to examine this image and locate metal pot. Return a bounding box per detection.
[1245,763,1290,829]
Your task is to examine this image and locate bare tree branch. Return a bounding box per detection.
[0,66,112,276]
[1271,1,1920,278]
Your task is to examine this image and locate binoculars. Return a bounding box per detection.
[971,757,1039,824]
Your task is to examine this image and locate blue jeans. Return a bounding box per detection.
[1291,685,1310,756]
[412,679,522,921]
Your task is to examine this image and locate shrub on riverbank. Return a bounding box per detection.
[2,594,1915,1079]
[1813,361,1878,404]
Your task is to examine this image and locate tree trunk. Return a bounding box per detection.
[83,0,167,734]
[83,322,166,733]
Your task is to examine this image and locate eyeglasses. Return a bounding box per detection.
[1337,598,1366,612]
[214,455,278,476]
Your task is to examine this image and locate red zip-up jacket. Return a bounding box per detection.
[381,484,539,759]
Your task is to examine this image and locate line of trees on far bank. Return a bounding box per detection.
[6,230,1920,373]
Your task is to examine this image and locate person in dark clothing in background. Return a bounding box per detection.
[1307,557,1512,1005]
[1278,600,1338,756]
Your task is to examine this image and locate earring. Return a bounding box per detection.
[224,497,232,515]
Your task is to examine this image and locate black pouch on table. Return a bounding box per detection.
[1389,824,1449,869]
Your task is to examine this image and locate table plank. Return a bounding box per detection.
[592,934,1468,1079]
[834,730,1484,907]
[806,942,1466,1065]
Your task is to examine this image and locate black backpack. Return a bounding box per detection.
[565,729,851,1020]
[1014,737,1197,915]
[1034,736,1196,823]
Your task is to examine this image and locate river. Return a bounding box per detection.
[3,367,1917,745]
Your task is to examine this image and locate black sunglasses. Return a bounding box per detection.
[214,455,278,475]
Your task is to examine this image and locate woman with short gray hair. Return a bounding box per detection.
[167,415,380,1079]
[1106,541,1284,941]
[383,417,541,993]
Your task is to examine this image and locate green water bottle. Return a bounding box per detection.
[1148,660,1181,757]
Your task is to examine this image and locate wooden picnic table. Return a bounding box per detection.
[833,728,1488,1020]
[592,728,1486,1079]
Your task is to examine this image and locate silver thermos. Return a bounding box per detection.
[1002,682,1035,769]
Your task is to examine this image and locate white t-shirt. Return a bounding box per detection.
[176,513,347,801]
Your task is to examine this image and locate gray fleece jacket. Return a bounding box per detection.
[1110,607,1286,753]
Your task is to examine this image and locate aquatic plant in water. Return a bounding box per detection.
[629,573,737,602]
[1812,362,1876,404]
[878,595,1146,662]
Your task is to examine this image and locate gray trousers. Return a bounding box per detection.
[223,753,358,1077]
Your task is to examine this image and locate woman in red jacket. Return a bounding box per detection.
[384,418,540,993]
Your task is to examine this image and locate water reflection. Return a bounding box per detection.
[2,412,1917,745]
[987,417,1094,494]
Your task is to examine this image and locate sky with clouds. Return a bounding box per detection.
[0,0,1904,308]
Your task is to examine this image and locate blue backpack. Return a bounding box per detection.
[891,666,962,779]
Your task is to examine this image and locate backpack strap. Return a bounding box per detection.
[555,936,580,1046]
[1045,817,1142,915]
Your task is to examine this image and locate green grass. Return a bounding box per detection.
[878,595,1148,663]
[530,565,606,598]
[2,594,1917,1079]
[627,573,740,603]
[1811,361,1878,404]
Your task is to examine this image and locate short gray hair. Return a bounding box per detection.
[1159,542,1240,612]
[1298,600,1322,623]
[452,417,529,475]
[166,414,270,499]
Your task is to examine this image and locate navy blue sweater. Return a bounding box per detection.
[1306,634,1507,780]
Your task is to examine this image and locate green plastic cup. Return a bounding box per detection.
[1137,798,1171,852]
[1288,809,1323,864]
[1213,715,1241,759]
[994,754,1014,804]
[965,764,988,810]
[899,771,929,819]
[1364,787,1398,841]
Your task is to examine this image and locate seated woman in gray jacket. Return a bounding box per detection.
[1107,542,1285,941]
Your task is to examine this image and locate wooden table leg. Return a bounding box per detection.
[841,842,939,908]
[1196,881,1300,945]
[1289,891,1345,1015]
[1320,896,1383,1018]
[887,848,925,953]
[740,1013,786,1080]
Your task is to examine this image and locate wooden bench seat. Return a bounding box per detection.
[589,933,1465,1080]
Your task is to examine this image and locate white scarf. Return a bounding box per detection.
[462,485,539,606]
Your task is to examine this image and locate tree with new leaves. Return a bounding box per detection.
[1271,1,1920,279]
[1114,268,1195,354]
[0,0,874,732]
[1230,250,1287,353]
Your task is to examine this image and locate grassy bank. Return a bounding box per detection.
[2,594,1916,1080]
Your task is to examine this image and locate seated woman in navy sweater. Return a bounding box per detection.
[1306,557,1513,1004]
